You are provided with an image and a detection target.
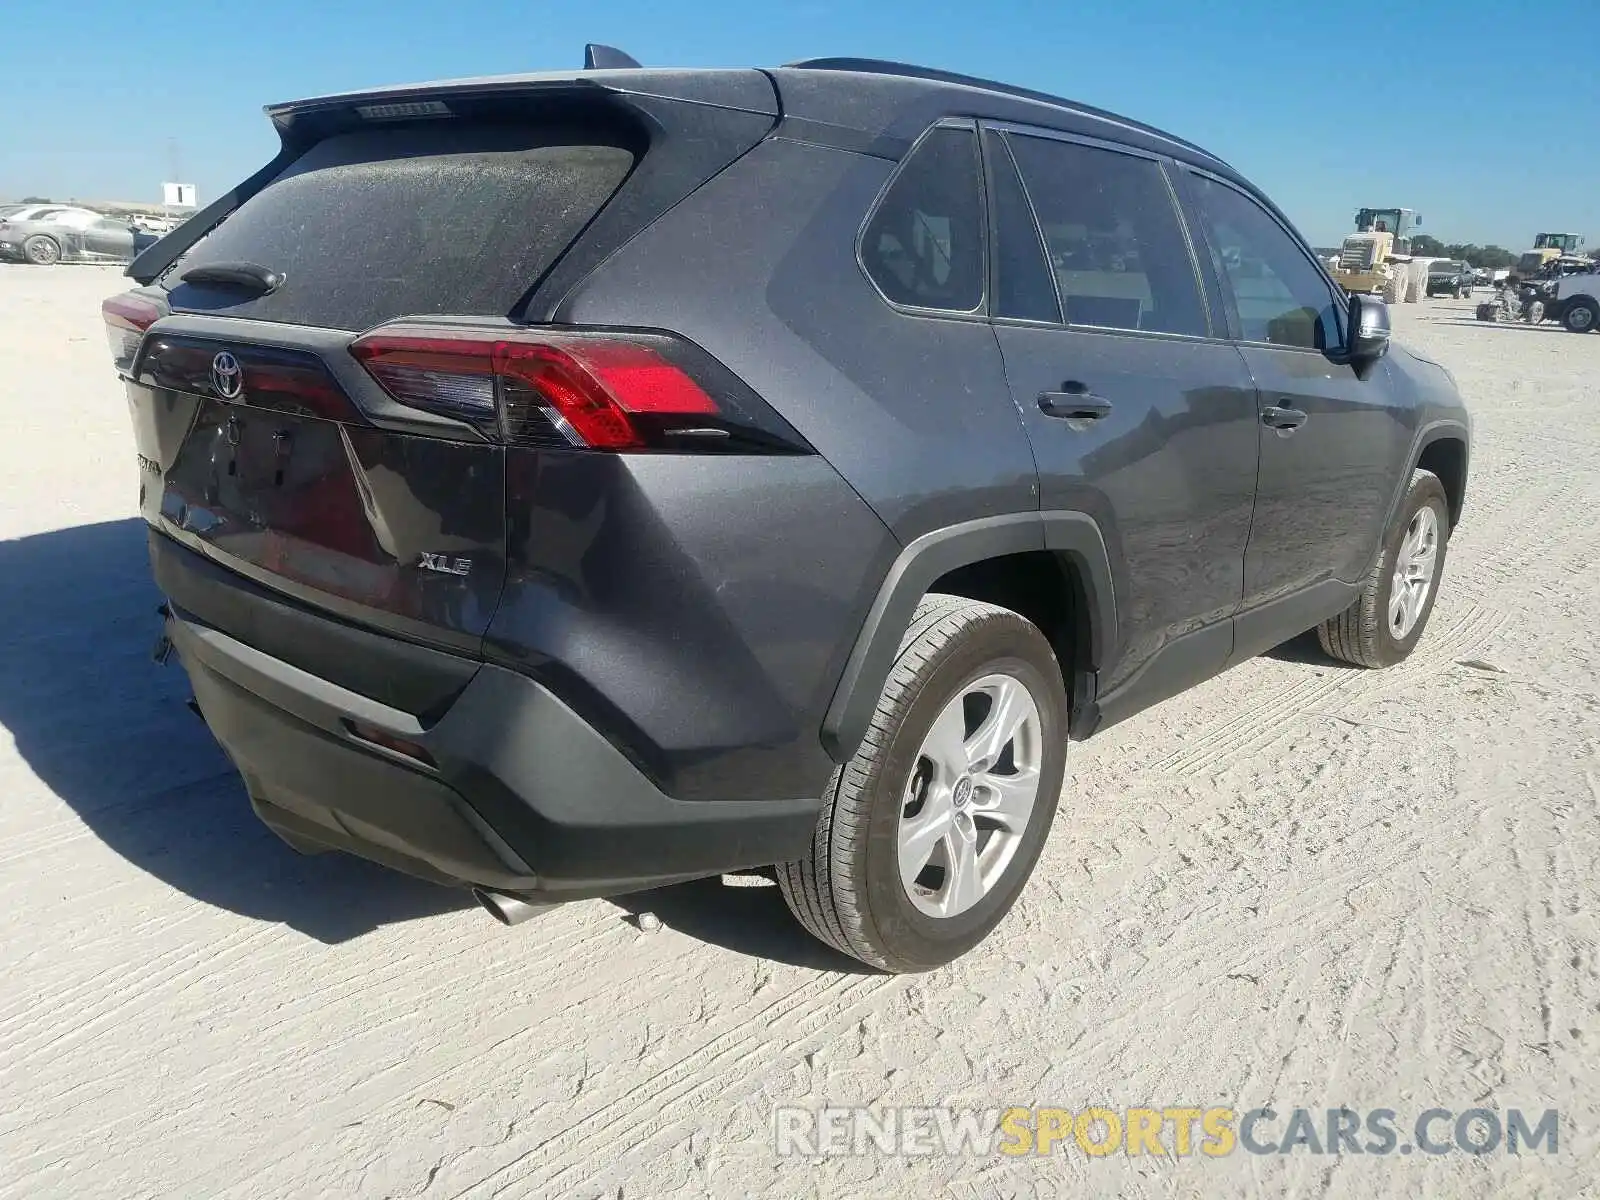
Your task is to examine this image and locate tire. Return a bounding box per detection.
[1561,299,1597,334]
[1524,299,1544,325]
[1317,470,1450,668]
[777,594,1068,972]
[22,234,60,266]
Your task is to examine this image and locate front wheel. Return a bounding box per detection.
[778,595,1068,972]
[1318,470,1450,668]
[1562,299,1597,333]
[1524,299,1545,325]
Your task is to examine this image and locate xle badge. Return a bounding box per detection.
[417,552,472,576]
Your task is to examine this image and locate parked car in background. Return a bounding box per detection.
[1425,260,1474,298]
[1535,266,1600,333]
[0,203,73,222]
[0,206,159,265]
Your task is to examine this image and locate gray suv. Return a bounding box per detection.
[107,53,1470,972]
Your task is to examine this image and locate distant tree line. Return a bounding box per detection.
[1410,234,1518,270]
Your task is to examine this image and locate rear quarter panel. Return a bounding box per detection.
[555,136,1039,541]
[534,136,1042,796]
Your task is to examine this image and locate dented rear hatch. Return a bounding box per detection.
[120,107,641,654]
[113,71,778,660]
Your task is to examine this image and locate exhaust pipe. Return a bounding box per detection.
[473,888,545,927]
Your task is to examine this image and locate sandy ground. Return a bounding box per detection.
[0,264,1596,1199]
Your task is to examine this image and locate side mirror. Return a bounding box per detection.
[1346,292,1390,377]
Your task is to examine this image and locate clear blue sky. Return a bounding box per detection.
[1,0,1593,250]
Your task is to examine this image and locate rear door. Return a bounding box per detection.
[125,115,641,655]
[983,126,1260,706]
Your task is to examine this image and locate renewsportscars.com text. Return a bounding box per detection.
[773,1105,1559,1159]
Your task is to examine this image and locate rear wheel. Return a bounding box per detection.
[1317,470,1449,668]
[1524,299,1545,325]
[1562,299,1597,333]
[777,594,1067,972]
[22,235,60,265]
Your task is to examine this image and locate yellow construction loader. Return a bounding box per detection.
[1331,207,1427,300]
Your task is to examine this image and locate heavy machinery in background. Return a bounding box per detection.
[1516,233,1587,277]
[1332,207,1431,302]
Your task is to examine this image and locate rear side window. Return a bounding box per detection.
[167,122,636,330]
[1005,134,1207,338]
[861,125,986,313]
[985,130,1061,323]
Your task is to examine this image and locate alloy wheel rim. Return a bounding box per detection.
[897,672,1043,919]
[1573,307,1594,331]
[1389,506,1440,639]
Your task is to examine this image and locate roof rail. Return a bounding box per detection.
[584,44,642,70]
[783,56,1219,163]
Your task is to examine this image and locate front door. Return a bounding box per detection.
[85,218,135,260]
[1180,171,1412,633]
[984,127,1260,713]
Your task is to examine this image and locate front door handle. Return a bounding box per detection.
[1261,404,1308,431]
[1038,389,1113,420]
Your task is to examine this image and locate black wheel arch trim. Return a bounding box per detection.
[1409,419,1471,525]
[821,510,1117,763]
[1367,418,1470,568]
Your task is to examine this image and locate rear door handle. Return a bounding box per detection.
[1261,404,1308,431]
[1038,389,1113,420]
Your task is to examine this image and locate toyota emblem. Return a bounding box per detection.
[211,351,244,400]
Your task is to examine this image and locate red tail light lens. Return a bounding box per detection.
[102,291,165,372]
[349,325,807,454]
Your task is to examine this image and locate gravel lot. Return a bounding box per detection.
[2,265,1596,1199]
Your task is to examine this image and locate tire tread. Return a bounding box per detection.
[1317,469,1447,668]
[777,593,1051,972]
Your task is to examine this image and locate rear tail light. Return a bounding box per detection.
[102,292,165,372]
[349,324,810,454]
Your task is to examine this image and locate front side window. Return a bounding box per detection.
[1188,174,1344,351]
[1004,134,1207,337]
[861,125,985,312]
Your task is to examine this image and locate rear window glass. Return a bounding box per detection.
[167,122,636,330]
